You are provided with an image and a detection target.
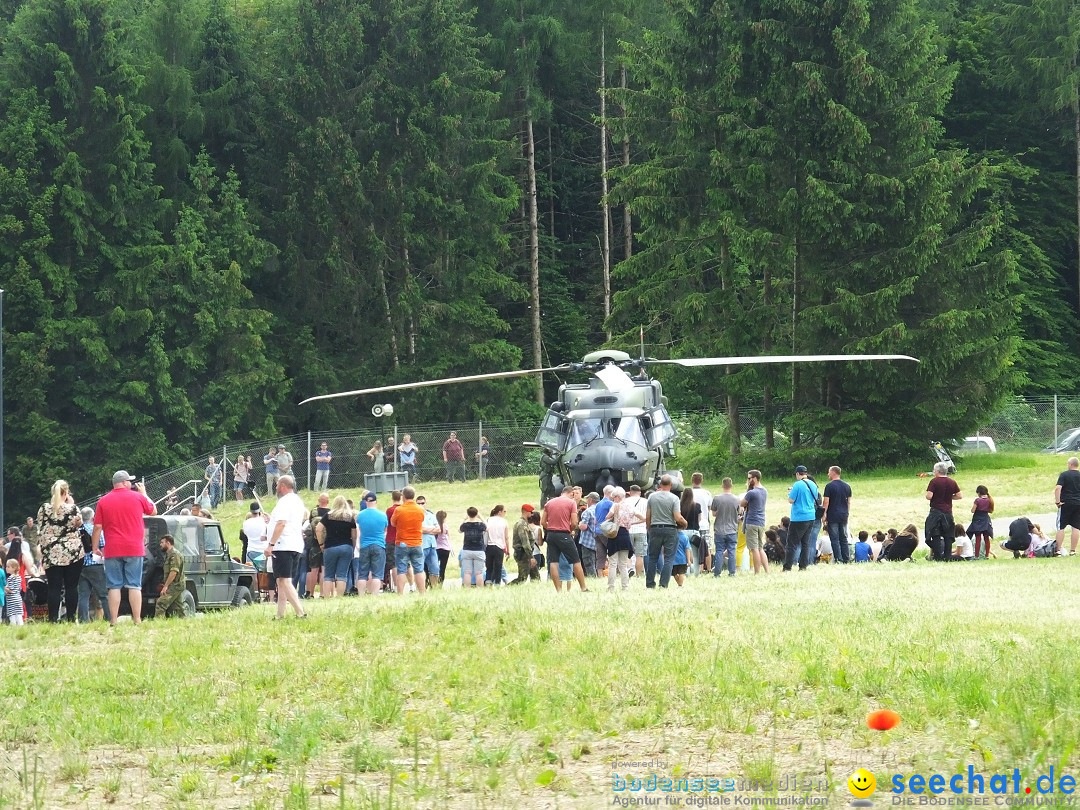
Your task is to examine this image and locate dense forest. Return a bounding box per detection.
[1,0,1078,514]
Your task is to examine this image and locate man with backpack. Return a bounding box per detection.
[785,466,820,571]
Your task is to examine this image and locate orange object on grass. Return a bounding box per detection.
[866,709,901,731]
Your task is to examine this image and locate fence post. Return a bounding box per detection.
[306,431,312,491]
[1055,395,1059,445]
[478,420,483,482]
[394,426,399,473]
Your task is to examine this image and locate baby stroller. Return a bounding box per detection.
[930,441,956,475]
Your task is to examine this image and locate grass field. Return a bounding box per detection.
[0,453,1076,809]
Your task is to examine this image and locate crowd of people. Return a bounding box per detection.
[3,455,1077,623]
[232,458,1080,618]
[1,471,156,625]
[193,434,494,512]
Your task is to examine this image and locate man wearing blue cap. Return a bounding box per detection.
[785,466,819,571]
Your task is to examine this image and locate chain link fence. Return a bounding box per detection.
[127,421,542,512]
[89,396,1080,510]
[968,396,1080,451]
[673,397,1080,453]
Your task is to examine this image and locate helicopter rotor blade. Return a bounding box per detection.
[646,354,919,368]
[299,365,571,406]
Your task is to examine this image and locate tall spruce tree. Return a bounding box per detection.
[614,0,1020,464]
[946,5,1080,393]
[0,0,171,511]
[255,0,524,425]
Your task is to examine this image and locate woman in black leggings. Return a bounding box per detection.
[37,480,84,622]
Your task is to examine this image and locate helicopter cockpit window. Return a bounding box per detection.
[570,418,603,446]
[643,404,677,449]
[535,411,569,452]
[611,417,646,445]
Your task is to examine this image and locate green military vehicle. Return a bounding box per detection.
[142,514,258,616]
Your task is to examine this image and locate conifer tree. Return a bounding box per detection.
[0,0,170,509]
[614,0,1020,463]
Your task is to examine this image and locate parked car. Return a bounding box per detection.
[1044,427,1080,454]
[961,436,997,453]
[140,514,258,616]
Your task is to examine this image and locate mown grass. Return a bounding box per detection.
[2,458,1076,808]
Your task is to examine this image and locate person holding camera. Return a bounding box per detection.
[92,470,156,625]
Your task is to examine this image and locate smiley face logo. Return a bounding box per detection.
[848,768,876,798]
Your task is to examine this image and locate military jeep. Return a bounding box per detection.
[142,515,258,616]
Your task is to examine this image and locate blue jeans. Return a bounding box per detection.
[828,519,850,564]
[78,564,111,622]
[558,553,572,582]
[645,526,679,588]
[356,546,386,581]
[293,554,308,596]
[209,482,222,508]
[424,547,440,577]
[714,533,737,576]
[104,556,144,590]
[395,545,424,574]
[322,545,353,582]
[785,520,814,570]
[345,556,360,592]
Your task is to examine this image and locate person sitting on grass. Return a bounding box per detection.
[816,531,833,564]
[764,529,785,564]
[869,531,885,561]
[853,531,872,562]
[1029,523,1057,558]
[883,525,919,561]
[951,524,974,561]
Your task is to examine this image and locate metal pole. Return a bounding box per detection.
[306,431,312,491]
[394,426,399,473]
[0,289,5,533]
[478,420,483,482]
[1055,395,1059,445]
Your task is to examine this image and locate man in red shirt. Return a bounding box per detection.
[442,432,466,483]
[390,487,427,595]
[924,461,962,562]
[541,486,589,593]
[92,470,156,625]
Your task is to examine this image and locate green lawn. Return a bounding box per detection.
[1,455,1077,809]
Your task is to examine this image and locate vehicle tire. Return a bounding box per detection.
[232,585,253,607]
[182,589,196,617]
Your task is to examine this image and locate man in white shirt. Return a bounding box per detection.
[242,503,268,567]
[266,476,307,619]
[623,484,648,576]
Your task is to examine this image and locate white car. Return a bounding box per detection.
[961,436,997,453]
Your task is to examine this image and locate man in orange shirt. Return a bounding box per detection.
[390,486,427,595]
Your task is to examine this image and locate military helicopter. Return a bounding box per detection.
[300,349,917,500]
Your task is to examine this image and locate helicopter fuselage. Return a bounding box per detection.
[532,359,679,501]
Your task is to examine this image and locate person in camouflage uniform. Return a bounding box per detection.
[510,505,540,584]
[156,535,187,618]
